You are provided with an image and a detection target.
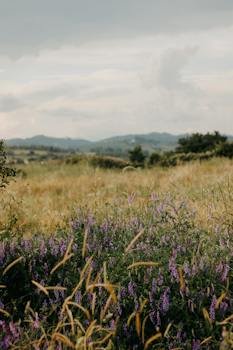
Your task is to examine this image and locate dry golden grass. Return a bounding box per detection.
[0,158,232,235]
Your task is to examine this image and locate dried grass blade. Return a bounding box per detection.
[51,332,75,348]
[32,280,49,296]
[2,256,23,276]
[67,301,91,320]
[128,261,159,270]
[125,229,145,253]
[144,333,162,349]
[0,308,11,317]
[82,228,88,258]
[50,253,74,275]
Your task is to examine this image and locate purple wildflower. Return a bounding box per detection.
[221,264,230,282]
[192,340,201,350]
[151,278,156,294]
[128,281,137,297]
[220,301,228,315]
[216,262,223,274]
[161,288,170,314]
[33,313,40,329]
[9,321,20,339]
[183,262,191,276]
[169,256,179,281]
[209,295,216,321]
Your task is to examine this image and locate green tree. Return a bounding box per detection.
[0,140,15,188]
[215,142,233,159]
[148,152,161,166]
[176,131,227,153]
[129,145,146,166]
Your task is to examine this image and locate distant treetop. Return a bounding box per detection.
[0,140,16,188]
[176,131,227,153]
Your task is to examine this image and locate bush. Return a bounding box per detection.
[129,145,147,167]
[176,131,227,153]
[0,140,15,188]
[148,152,161,166]
[157,151,215,168]
[90,155,130,169]
[65,154,86,165]
[215,142,233,159]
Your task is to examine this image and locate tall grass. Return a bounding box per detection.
[0,158,233,348]
[0,158,232,236]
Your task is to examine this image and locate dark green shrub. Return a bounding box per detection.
[215,142,233,159]
[0,140,16,188]
[129,145,147,167]
[148,152,161,166]
[65,154,85,164]
[176,131,227,153]
[90,155,129,169]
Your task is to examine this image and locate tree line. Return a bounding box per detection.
[129,131,233,167]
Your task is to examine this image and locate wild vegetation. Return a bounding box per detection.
[0,138,233,349]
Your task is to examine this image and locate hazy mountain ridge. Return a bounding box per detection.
[6,133,233,153]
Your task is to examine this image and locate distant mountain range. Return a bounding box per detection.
[6,133,182,153]
[6,133,233,154]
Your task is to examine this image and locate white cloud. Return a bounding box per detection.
[0,6,233,139]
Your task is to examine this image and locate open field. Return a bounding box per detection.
[0,158,232,235]
[0,158,233,349]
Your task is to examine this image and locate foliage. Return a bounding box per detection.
[0,196,233,349]
[90,155,130,169]
[129,145,147,166]
[148,152,161,166]
[0,141,15,188]
[215,142,233,159]
[176,132,227,153]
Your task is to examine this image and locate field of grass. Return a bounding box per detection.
[0,158,233,349]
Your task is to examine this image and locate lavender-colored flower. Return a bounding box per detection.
[128,281,137,297]
[192,340,201,350]
[183,262,191,276]
[151,278,157,294]
[157,271,164,286]
[33,313,40,329]
[220,301,228,315]
[134,298,139,312]
[221,264,230,282]
[149,311,157,326]
[149,292,154,305]
[169,256,179,281]
[209,295,216,321]
[2,335,11,350]
[161,288,170,314]
[9,321,20,339]
[0,242,5,264]
[123,323,130,336]
[109,319,115,330]
[120,287,127,300]
[54,289,60,301]
[39,240,46,257]
[156,311,161,327]
[216,262,223,274]
[75,291,82,304]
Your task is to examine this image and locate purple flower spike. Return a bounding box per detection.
[209,295,216,321]
[161,288,170,314]
[192,340,201,350]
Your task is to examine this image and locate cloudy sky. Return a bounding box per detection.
[0,0,233,140]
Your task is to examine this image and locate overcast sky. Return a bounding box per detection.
[0,0,233,140]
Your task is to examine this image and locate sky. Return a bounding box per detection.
[0,0,233,140]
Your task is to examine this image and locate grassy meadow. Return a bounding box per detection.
[0,157,233,349]
[1,158,232,235]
